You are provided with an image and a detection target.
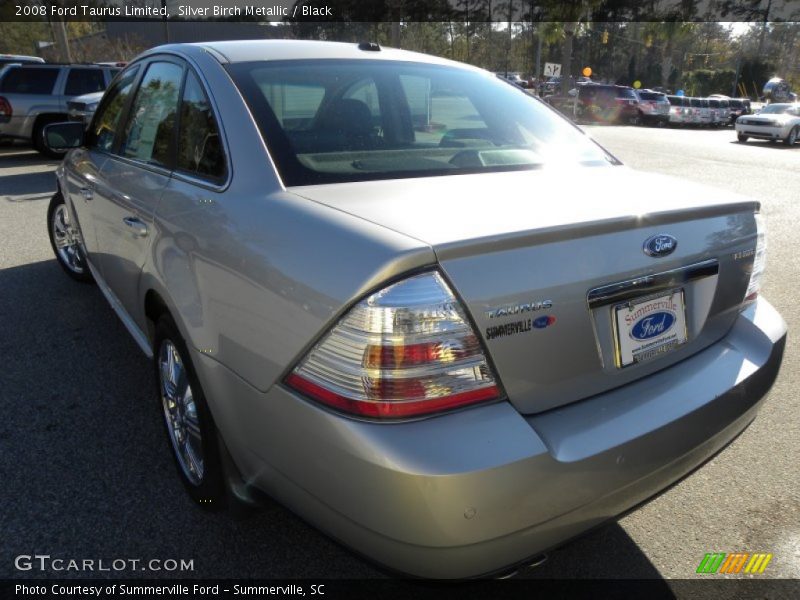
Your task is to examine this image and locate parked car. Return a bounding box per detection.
[735,102,800,145]
[67,90,104,124]
[728,98,751,124]
[687,97,704,125]
[572,83,639,123]
[497,72,529,89]
[634,89,670,125]
[43,40,786,579]
[0,63,119,156]
[708,98,724,127]
[666,95,690,125]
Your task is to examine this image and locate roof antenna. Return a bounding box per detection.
[357,42,381,52]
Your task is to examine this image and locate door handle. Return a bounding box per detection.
[79,187,93,200]
[122,216,148,237]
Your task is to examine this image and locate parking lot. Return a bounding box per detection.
[1,124,798,580]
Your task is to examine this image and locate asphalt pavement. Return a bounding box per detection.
[0,125,798,582]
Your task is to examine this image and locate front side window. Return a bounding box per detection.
[64,68,106,96]
[119,61,183,167]
[228,60,613,186]
[176,70,226,181]
[87,65,139,153]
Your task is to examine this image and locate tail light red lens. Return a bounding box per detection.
[285,271,501,418]
[0,96,12,119]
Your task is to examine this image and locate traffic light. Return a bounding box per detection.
[602,30,609,44]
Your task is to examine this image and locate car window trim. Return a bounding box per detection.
[85,63,144,157]
[113,56,185,171]
[172,65,232,190]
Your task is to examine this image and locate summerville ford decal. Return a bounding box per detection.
[485,315,556,340]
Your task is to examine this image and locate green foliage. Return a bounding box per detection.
[684,69,737,96]
[0,21,48,55]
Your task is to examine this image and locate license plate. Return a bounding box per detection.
[613,289,687,368]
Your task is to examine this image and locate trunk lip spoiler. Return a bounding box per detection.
[586,259,719,308]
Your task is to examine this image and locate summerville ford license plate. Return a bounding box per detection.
[614,289,688,368]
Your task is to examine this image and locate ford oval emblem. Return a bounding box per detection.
[630,311,676,340]
[643,234,677,257]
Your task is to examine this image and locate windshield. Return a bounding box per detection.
[760,103,799,115]
[227,60,613,186]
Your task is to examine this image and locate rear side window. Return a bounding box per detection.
[120,61,183,167]
[176,70,226,181]
[0,67,58,94]
[64,68,106,96]
[88,65,139,153]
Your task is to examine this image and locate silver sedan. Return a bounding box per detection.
[43,40,786,578]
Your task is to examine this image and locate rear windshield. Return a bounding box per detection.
[616,88,637,99]
[638,92,665,100]
[227,60,613,186]
[0,67,58,94]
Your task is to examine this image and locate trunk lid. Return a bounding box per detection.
[291,166,759,414]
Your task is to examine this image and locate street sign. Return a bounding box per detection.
[544,62,562,77]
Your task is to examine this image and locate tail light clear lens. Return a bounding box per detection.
[744,213,767,303]
[285,271,501,418]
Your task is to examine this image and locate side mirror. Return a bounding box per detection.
[43,121,85,151]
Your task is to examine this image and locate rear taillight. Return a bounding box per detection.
[0,96,12,118]
[285,271,501,418]
[744,213,767,304]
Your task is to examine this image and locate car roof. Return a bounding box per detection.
[155,40,473,70]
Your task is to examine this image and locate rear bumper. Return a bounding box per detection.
[198,297,786,579]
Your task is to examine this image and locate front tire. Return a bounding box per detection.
[154,315,225,510]
[737,134,748,143]
[47,192,93,283]
[784,126,798,146]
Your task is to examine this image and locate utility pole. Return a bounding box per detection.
[535,30,542,81]
[51,19,72,63]
[732,53,742,97]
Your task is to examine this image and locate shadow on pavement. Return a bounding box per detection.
[728,140,798,149]
[0,258,670,581]
[2,170,58,200]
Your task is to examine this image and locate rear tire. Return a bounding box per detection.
[47,192,93,283]
[154,314,226,510]
[784,126,798,146]
[737,134,748,143]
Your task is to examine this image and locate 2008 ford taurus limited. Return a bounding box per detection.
[44,40,786,578]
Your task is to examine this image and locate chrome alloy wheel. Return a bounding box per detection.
[159,340,204,485]
[51,204,85,274]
